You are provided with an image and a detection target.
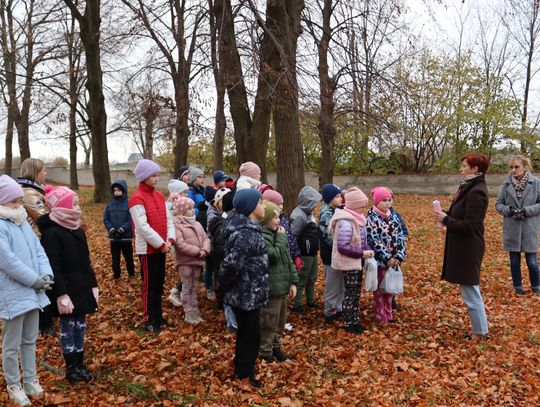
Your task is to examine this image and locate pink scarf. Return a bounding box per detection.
[373,206,391,219]
[344,207,366,226]
[49,207,82,230]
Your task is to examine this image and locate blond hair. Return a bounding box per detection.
[20,158,45,181]
[510,155,532,171]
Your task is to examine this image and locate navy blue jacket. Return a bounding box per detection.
[103,180,133,241]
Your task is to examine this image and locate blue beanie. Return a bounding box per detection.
[178,165,190,179]
[213,170,228,184]
[233,188,261,216]
[321,184,342,204]
[204,185,218,203]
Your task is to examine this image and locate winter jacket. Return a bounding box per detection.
[188,184,208,230]
[129,183,175,255]
[236,175,261,190]
[0,214,52,320]
[441,175,488,286]
[208,214,227,272]
[173,216,211,267]
[390,207,408,237]
[262,227,299,298]
[318,203,336,265]
[290,186,322,238]
[104,180,133,241]
[37,215,98,316]
[206,206,220,232]
[366,208,406,269]
[280,214,301,259]
[329,209,368,271]
[217,212,269,311]
[495,172,540,253]
[18,177,49,238]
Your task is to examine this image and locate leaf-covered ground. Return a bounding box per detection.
[1,190,539,406]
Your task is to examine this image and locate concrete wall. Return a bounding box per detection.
[2,167,518,196]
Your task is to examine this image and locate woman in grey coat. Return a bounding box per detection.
[495,156,540,296]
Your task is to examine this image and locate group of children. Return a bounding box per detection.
[0,156,409,404]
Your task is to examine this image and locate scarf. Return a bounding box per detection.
[0,205,28,225]
[459,172,483,188]
[511,172,529,201]
[49,207,82,230]
[181,215,196,224]
[344,207,366,226]
[373,206,391,219]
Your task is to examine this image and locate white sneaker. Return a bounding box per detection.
[7,384,31,406]
[23,380,44,398]
[168,288,182,307]
[193,310,205,323]
[206,290,216,301]
[184,311,198,324]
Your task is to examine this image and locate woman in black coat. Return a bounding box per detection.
[37,186,98,383]
[434,153,490,340]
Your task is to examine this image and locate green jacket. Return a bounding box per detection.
[262,227,299,298]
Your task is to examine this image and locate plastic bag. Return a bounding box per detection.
[363,257,378,292]
[379,265,404,294]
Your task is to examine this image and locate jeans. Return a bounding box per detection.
[459,285,488,335]
[509,252,540,290]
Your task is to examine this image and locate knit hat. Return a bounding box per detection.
[239,161,261,180]
[213,170,228,184]
[262,189,283,205]
[233,188,261,216]
[221,190,235,213]
[44,185,76,209]
[214,188,231,206]
[344,187,368,210]
[371,186,393,206]
[0,175,23,205]
[168,179,189,195]
[204,186,218,203]
[189,167,204,181]
[134,159,160,182]
[173,195,195,215]
[321,184,342,204]
[178,165,190,179]
[261,201,281,226]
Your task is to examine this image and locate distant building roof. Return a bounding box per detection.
[127,153,143,162]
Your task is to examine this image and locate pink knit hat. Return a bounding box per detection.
[239,161,261,180]
[44,185,76,209]
[172,195,195,215]
[262,189,283,205]
[0,175,23,205]
[371,187,393,206]
[344,187,368,210]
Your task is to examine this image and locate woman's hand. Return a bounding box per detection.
[433,211,447,224]
[57,295,74,315]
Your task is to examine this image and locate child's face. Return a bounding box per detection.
[267,215,280,231]
[194,175,205,187]
[216,180,226,188]
[3,197,23,209]
[73,195,80,211]
[144,174,159,187]
[252,199,266,220]
[376,198,392,212]
[113,187,123,197]
[330,195,342,208]
[277,203,284,213]
[37,167,47,185]
[184,207,195,217]
[354,205,368,216]
[181,174,191,183]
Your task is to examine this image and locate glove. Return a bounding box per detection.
[92,287,99,304]
[513,208,526,220]
[508,206,516,217]
[109,228,116,235]
[294,256,304,271]
[41,275,54,291]
[57,295,74,315]
[117,227,125,234]
[31,276,48,290]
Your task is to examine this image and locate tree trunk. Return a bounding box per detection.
[4,114,14,176]
[69,95,79,190]
[173,83,190,174]
[144,115,155,159]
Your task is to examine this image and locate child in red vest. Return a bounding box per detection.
[129,159,175,334]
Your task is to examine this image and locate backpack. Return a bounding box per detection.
[297,221,320,256]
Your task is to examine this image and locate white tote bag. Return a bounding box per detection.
[379,265,404,294]
[363,257,378,292]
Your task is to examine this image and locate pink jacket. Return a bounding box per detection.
[173,217,211,266]
[329,208,368,271]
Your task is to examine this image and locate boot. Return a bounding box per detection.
[193,310,204,323]
[184,310,198,324]
[168,288,182,307]
[64,352,84,382]
[75,352,94,382]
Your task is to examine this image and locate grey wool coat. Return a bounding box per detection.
[495,172,540,253]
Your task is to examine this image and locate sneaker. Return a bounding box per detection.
[249,376,262,389]
[7,384,31,406]
[344,324,364,334]
[272,348,289,362]
[184,311,199,324]
[168,288,182,307]
[292,305,306,315]
[144,323,161,334]
[307,302,322,310]
[23,380,44,398]
[193,310,205,323]
[259,354,273,363]
[325,314,339,324]
[207,290,216,301]
[392,296,401,311]
[515,288,526,295]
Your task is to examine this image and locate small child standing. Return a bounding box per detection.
[188,167,208,230]
[290,186,322,314]
[259,202,298,362]
[38,186,99,383]
[318,184,345,324]
[129,159,175,334]
[236,161,262,190]
[103,180,135,279]
[0,175,53,406]
[366,187,406,326]
[172,195,211,323]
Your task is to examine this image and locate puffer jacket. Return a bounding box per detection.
[217,212,269,311]
[279,214,301,259]
[262,227,299,298]
[366,207,406,269]
[188,184,208,230]
[0,213,53,320]
[329,208,368,271]
[236,175,261,190]
[18,178,49,238]
[104,180,133,241]
[290,186,322,237]
[173,216,211,266]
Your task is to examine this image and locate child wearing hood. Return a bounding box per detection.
[290,186,322,314]
[0,175,53,406]
[329,187,373,334]
[103,180,135,279]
